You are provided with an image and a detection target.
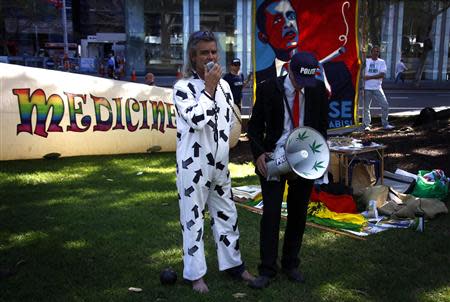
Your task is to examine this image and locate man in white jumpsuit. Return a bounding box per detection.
[173,30,254,293]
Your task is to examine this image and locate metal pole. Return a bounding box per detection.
[62,0,68,55]
[35,25,39,55]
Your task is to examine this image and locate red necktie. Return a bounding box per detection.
[281,62,290,76]
[293,90,300,128]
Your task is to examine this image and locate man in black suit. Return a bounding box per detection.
[247,51,328,289]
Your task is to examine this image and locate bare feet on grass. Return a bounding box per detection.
[192,277,209,293]
[240,270,255,282]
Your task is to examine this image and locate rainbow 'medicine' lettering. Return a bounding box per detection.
[14,88,177,138]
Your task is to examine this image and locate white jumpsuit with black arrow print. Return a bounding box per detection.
[173,73,242,281]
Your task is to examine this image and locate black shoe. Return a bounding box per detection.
[282,268,305,283]
[248,275,270,289]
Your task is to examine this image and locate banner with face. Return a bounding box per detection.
[255,0,360,129]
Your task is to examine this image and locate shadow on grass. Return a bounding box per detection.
[1,153,449,301]
[0,153,184,301]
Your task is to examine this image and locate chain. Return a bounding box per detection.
[213,100,219,142]
[217,82,242,125]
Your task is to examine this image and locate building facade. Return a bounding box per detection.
[1,0,449,84]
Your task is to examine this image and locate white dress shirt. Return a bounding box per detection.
[274,76,305,157]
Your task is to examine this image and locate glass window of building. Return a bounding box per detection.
[0,1,69,67]
[447,35,450,81]
[200,0,237,68]
[77,0,126,70]
[402,1,439,80]
[144,1,183,75]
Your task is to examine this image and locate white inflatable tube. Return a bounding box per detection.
[0,63,240,160]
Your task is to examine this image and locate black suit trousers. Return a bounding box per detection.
[258,175,313,277]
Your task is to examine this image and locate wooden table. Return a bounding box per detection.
[330,144,387,186]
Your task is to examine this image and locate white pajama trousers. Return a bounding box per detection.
[177,160,242,281]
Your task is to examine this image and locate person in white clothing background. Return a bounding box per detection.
[395,58,408,83]
[363,45,394,131]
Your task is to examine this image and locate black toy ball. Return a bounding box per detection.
[160,268,177,285]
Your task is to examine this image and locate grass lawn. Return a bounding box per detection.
[1,153,449,302]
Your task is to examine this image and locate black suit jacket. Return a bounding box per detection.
[248,75,329,162]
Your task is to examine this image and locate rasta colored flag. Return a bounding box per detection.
[254,0,361,129]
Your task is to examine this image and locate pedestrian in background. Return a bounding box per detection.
[395,58,408,84]
[222,58,251,110]
[363,45,394,131]
[107,53,116,79]
[145,72,155,85]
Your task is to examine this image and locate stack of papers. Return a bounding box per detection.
[232,185,262,202]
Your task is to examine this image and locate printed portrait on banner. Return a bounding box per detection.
[254,0,361,129]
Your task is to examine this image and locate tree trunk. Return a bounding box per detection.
[413,50,430,87]
[160,13,175,62]
[413,2,450,86]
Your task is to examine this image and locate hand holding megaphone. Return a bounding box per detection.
[204,61,222,97]
[256,152,271,178]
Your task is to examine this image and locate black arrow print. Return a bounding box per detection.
[192,142,201,157]
[196,228,202,242]
[219,130,228,142]
[235,239,240,251]
[215,185,225,196]
[220,234,230,247]
[176,132,181,140]
[188,245,199,256]
[215,161,225,170]
[210,217,215,226]
[187,83,196,96]
[233,219,238,232]
[193,169,203,184]
[186,105,197,113]
[207,120,216,129]
[192,205,199,219]
[189,127,195,133]
[180,222,184,232]
[206,108,215,116]
[201,208,205,219]
[176,90,188,100]
[184,186,194,197]
[192,114,205,125]
[186,219,195,230]
[217,211,229,221]
[206,153,215,166]
[205,181,211,188]
[182,157,193,169]
[225,108,230,122]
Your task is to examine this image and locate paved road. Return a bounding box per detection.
[360,90,450,116]
[241,89,450,117]
[153,75,449,117]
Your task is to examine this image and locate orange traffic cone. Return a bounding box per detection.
[131,68,137,82]
[176,66,182,80]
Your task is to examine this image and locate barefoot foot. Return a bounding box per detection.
[192,277,209,293]
[240,270,255,283]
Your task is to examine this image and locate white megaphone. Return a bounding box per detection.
[266,126,330,180]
